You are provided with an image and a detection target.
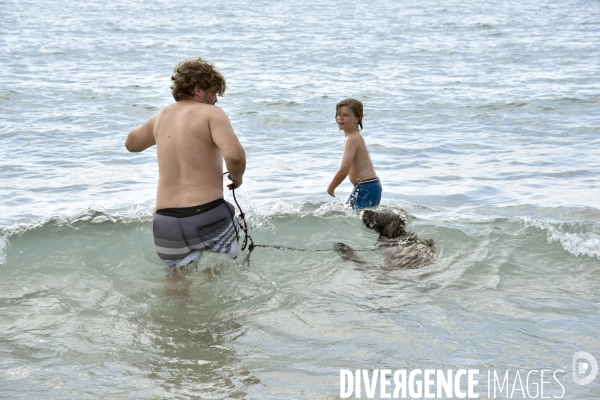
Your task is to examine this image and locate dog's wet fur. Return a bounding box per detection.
[334,209,435,270]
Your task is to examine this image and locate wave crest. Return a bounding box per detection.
[0,204,155,265]
[517,217,600,259]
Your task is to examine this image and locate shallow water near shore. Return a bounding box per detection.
[2,204,600,398]
[2,0,600,398]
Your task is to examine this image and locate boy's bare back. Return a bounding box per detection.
[126,97,245,210]
[154,101,241,209]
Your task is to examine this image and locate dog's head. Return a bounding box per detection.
[362,210,407,239]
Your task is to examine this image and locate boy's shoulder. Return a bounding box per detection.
[347,131,367,145]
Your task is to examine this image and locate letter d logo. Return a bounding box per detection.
[572,351,598,385]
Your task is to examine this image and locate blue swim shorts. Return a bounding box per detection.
[346,177,382,209]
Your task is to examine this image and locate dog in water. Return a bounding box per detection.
[334,209,435,270]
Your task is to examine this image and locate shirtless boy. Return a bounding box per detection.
[125,58,246,268]
[327,98,382,209]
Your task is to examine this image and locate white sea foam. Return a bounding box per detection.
[268,199,301,215]
[313,200,349,216]
[517,217,600,259]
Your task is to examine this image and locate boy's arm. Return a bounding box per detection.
[210,107,246,189]
[125,115,157,152]
[327,136,358,197]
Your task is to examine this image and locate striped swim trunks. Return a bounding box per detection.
[153,198,239,267]
[346,177,382,209]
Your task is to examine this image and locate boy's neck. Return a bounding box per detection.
[344,128,360,137]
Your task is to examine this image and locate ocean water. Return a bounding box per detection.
[1,0,600,398]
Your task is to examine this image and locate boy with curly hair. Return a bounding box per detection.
[126,58,246,268]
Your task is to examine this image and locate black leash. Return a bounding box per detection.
[230,187,343,266]
[226,177,404,267]
[229,187,256,266]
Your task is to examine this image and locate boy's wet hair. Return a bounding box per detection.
[171,58,226,101]
[336,98,364,130]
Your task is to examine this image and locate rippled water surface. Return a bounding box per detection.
[1,0,600,398]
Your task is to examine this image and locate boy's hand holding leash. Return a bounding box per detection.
[227,174,242,190]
